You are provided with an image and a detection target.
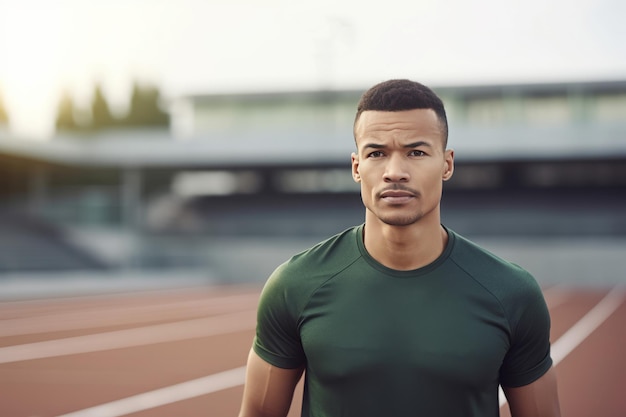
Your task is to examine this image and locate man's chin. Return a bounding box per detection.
[379,215,421,227]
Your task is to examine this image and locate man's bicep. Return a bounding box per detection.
[239,348,304,417]
[503,366,561,417]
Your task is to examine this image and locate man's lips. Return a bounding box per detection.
[379,189,416,204]
[380,190,414,198]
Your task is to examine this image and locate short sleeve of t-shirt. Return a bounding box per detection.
[449,232,554,388]
[253,227,362,370]
[253,261,307,369]
[498,270,553,387]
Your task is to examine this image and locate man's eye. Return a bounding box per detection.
[368,151,384,158]
[410,150,426,157]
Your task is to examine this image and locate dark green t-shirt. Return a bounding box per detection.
[254,225,552,417]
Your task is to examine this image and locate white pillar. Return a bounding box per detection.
[121,167,143,269]
[28,165,47,216]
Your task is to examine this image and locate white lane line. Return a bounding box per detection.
[0,309,256,364]
[550,286,624,364]
[0,285,259,308]
[0,293,259,337]
[499,286,624,407]
[54,366,247,417]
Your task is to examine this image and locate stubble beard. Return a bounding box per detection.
[365,185,427,227]
[376,211,424,227]
[365,199,426,227]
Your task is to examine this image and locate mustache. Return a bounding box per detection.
[376,184,420,198]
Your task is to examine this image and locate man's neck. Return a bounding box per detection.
[362,217,448,271]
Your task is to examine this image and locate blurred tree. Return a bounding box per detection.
[124,82,169,127]
[54,80,169,135]
[91,83,115,130]
[55,91,78,131]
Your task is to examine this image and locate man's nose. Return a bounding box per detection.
[383,155,409,182]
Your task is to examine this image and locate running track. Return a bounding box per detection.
[0,284,624,417]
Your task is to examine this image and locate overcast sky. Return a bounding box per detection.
[0,0,624,138]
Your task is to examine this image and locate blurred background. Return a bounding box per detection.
[0,0,625,294]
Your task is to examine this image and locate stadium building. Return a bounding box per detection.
[0,79,625,282]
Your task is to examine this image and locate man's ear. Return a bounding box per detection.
[442,149,454,181]
[351,153,361,182]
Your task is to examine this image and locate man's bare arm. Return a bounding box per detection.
[238,349,304,417]
[503,366,561,417]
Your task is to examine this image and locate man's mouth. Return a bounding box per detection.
[379,190,415,204]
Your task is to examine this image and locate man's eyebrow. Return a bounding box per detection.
[362,141,432,149]
[362,143,385,149]
[404,141,432,148]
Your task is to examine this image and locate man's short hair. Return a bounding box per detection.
[354,79,449,147]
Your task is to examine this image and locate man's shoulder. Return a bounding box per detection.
[448,230,542,301]
[282,225,361,275]
[265,225,362,294]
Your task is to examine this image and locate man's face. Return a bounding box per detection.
[351,109,454,227]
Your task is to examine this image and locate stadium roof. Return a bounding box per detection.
[184,79,626,103]
[1,124,624,170]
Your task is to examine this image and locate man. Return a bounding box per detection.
[239,79,560,417]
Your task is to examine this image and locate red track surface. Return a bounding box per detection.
[0,284,624,417]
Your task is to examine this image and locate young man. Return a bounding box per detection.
[239,79,560,417]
